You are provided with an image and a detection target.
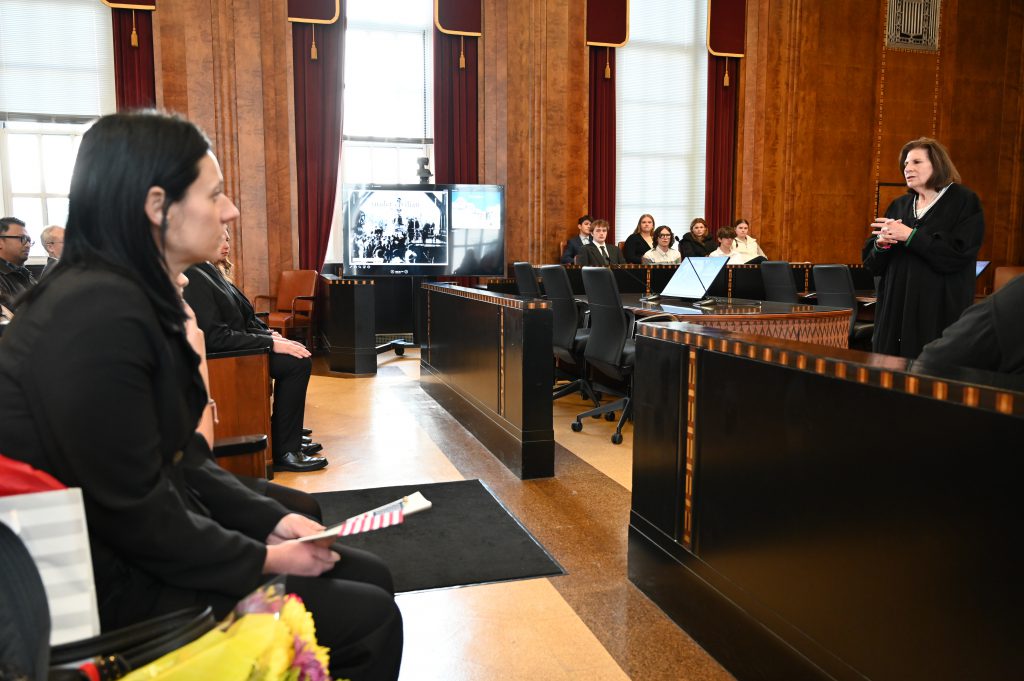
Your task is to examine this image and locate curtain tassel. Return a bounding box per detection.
[310,25,318,61]
[723,57,730,87]
[130,10,139,48]
[459,36,466,69]
[604,47,611,79]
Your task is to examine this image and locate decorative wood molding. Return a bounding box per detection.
[101,1,156,9]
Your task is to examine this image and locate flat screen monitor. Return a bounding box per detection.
[661,257,729,300]
[449,184,505,276]
[976,260,990,278]
[342,185,449,276]
[340,184,505,276]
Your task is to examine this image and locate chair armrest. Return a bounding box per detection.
[632,312,675,336]
[213,434,268,459]
[253,294,275,313]
[289,295,315,315]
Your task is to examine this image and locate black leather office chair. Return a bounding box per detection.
[571,266,636,444]
[539,265,599,407]
[513,261,541,298]
[812,264,874,348]
[760,261,799,303]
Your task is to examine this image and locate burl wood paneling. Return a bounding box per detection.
[152,0,296,300]
[481,0,589,266]
[738,0,1024,271]
[736,0,882,264]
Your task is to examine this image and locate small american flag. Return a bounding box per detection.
[338,508,404,536]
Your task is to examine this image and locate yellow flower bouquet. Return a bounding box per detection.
[120,579,333,681]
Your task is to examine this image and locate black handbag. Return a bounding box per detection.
[48,606,216,680]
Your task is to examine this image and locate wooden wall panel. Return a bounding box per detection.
[152,0,296,300]
[480,0,589,266]
[739,0,1024,272]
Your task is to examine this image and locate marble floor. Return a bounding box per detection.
[274,350,734,681]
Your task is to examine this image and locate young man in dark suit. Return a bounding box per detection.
[560,214,593,264]
[578,219,625,266]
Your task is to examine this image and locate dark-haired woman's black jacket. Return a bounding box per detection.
[679,232,715,258]
[0,264,288,629]
[622,233,654,264]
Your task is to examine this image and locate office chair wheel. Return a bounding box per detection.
[394,345,405,356]
[604,411,616,421]
[571,421,583,432]
[611,432,623,445]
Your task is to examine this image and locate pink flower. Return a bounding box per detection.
[292,636,331,681]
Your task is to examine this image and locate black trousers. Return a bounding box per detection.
[285,546,403,681]
[236,475,322,521]
[268,353,312,458]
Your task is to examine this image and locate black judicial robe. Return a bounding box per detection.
[862,183,984,359]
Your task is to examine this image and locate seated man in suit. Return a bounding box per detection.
[577,219,626,266]
[561,214,593,264]
[184,231,327,473]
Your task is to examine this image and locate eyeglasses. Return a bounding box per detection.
[656,232,673,239]
[0,235,34,246]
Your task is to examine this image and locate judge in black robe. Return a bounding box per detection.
[863,140,984,358]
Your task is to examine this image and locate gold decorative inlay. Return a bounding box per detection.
[423,283,551,311]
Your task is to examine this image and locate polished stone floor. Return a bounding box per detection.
[275,350,734,681]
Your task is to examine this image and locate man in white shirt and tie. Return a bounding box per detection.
[578,219,625,266]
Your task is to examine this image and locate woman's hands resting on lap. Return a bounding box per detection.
[263,513,340,576]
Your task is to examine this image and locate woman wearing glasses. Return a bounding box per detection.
[642,226,682,264]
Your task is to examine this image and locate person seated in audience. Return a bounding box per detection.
[708,226,749,264]
[679,218,715,258]
[561,214,593,264]
[185,229,327,474]
[915,272,1024,374]
[0,111,403,681]
[578,219,626,265]
[39,224,65,278]
[0,217,36,310]
[642,226,682,264]
[623,213,656,264]
[733,218,767,261]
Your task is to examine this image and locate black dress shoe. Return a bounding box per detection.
[301,435,312,445]
[273,451,327,472]
[301,427,313,436]
[301,441,323,455]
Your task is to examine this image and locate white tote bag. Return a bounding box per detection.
[0,488,101,645]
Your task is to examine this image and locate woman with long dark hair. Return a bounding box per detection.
[0,111,402,680]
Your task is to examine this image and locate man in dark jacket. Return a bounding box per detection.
[184,260,327,472]
[0,217,36,309]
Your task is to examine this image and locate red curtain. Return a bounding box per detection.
[588,47,616,241]
[705,56,738,231]
[111,9,156,110]
[293,20,344,271]
[433,31,478,184]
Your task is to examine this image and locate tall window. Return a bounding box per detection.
[327,0,434,262]
[616,1,707,237]
[0,0,115,261]
[341,0,434,184]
